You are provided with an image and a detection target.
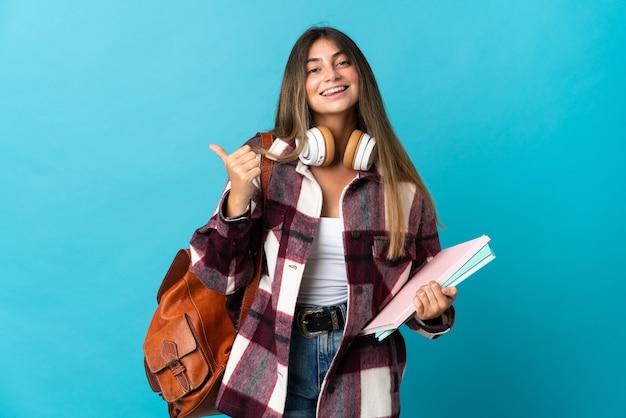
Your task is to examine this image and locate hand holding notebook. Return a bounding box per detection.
[360,235,495,341]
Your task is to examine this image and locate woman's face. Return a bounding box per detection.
[305,38,359,123]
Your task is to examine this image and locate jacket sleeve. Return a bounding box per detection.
[189,139,264,295]
[405,306,455,339]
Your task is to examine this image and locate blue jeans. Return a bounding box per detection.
[284,304,346,418]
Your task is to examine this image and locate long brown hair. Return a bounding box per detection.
[269,26,438,259]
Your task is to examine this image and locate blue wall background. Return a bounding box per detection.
[1,1,624,417]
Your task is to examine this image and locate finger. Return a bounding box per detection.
[414,282,447,319]
[239,165,262,184]
[229,147,260,170]
[230,156,261,183]
[239,154,261,172]
[413,294,425,316]
[442,286,458,302]
[427,282,453,310]
[209,144,229,163]
[228,144,260,161]
[421,282,440,307]
[414,287,433,318]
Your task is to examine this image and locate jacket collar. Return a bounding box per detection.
[272,137,383,182]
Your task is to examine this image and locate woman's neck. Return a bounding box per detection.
[312,112,358,160]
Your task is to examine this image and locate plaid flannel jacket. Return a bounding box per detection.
[190,135,454,418]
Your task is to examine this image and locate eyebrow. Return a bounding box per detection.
[306,51,347,64]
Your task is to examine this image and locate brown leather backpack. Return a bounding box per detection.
[143,133,273,417]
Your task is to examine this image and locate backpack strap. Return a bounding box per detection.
[237,132,274,329]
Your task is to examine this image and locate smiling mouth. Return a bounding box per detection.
[321,86,347,96]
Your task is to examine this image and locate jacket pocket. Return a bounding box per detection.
[372,236,416,273]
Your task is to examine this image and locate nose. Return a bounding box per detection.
[325,66,341,81]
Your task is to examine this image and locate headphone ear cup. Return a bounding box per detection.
[343,130,377,171]
[298,126,335,166]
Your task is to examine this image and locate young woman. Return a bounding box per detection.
[190,26,457,418]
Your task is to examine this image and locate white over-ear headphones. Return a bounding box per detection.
[298,126,377,170]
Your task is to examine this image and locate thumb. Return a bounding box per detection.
[209,144,228,163]
[442,286,457,299]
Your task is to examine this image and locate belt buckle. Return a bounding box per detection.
[297,307,326,339]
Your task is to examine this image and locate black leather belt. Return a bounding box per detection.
[295,304,346,338]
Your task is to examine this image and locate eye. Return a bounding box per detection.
[336,55,352,67]
[307,67,321,75]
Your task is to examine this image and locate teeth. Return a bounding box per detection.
[322,86,346,96]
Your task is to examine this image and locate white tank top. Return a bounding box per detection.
[297,217,348,306]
